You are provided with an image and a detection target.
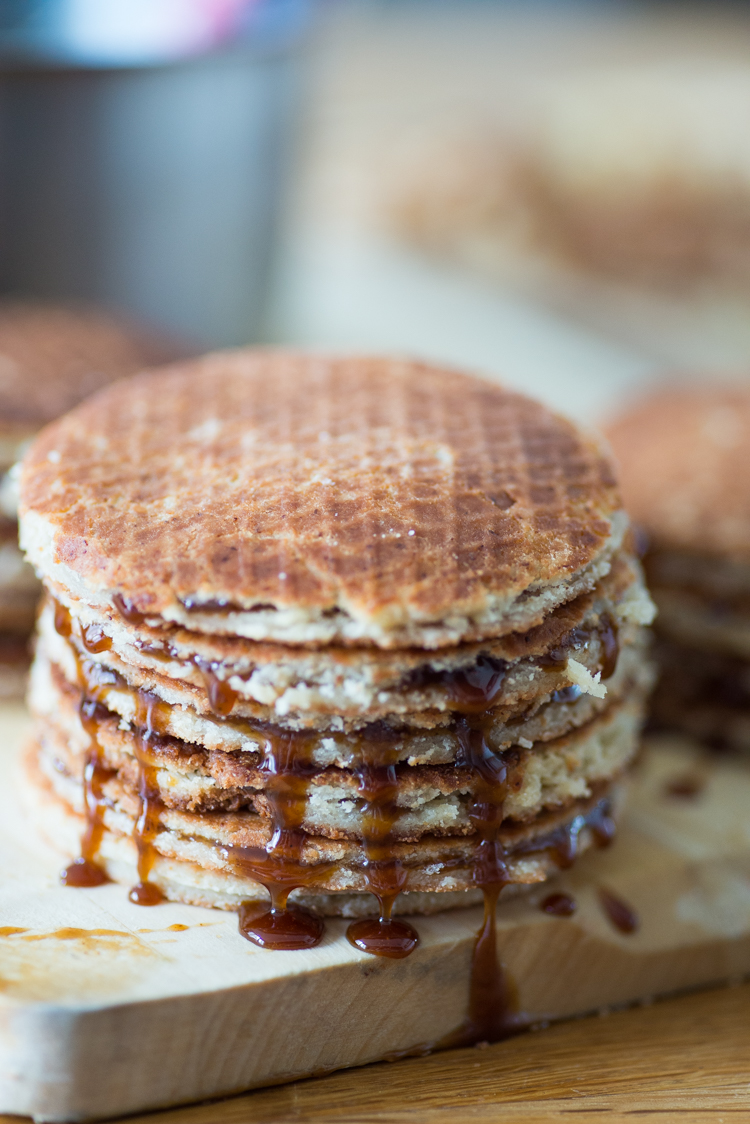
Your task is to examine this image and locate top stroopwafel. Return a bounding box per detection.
[20,351,624,649]
[607,385,750,563]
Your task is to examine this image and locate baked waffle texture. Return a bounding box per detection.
[609,385,750,749]
[0,300,183,455]
[20,351,624,649]
[20,352,654,932]
[0,301,186,695]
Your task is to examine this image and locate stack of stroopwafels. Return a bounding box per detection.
[609,384,750,752]
[20,352,655,956]
[0,301,183,696]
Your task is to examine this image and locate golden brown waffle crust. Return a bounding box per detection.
[20,351,624,649]
[35,552,654,730]
[608,385,750,564]
[0,300,183,443]
[22,734,627,912]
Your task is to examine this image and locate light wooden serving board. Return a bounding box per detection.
[2,703,750,1123]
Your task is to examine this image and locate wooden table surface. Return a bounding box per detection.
[44,981,744,1123]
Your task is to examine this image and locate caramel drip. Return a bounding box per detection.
[346,914,419,959]
[441,883,523,1048]
[117,594,240,719]
[598,887,639,934]
[522,798,616,869]
[194,660,238,718]
[442,657,507,715]
[405,655,507,714]
[664,774,704,799]
[456,719,512,892]
[54,598,166,899]
[237,897,323,950]
[54,600,73,640]
[587,800,617,848]
[80,623,112,654]
[539,618,620,680]
[540,892,577,917]
[113,593,147,624]
[182,596,252,613]
[600,616,619,681]
[440,718,524,1045]
[60,697,113,889]
[347,743,419,959]
[439,758,615,1045]
[57,600,113,889]
[224,730,327,950]
[129,691,167,906]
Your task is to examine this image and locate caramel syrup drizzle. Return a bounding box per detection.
[193,660,238,718]
[113,591,241,721]
[129,691,166,906]
[56,592,623,1004]
[223,729,329,950]
[60,695,113,888]
[443,717,521,1043]
[538,615,619,680]
[57,600,168,901]
[57,602,113,889]
[433,612,619,1045]
[55,597,328,936]
[598,886,639,934]
[540,892,577,917]
[517,799,616,869]
[346,738,419,959]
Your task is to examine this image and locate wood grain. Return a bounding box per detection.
[114,982,750,1124]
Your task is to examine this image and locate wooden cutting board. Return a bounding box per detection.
[108,981,750,1123]
[2,702,750,1123]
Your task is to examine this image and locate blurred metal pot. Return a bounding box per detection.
[0,0,310,347]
